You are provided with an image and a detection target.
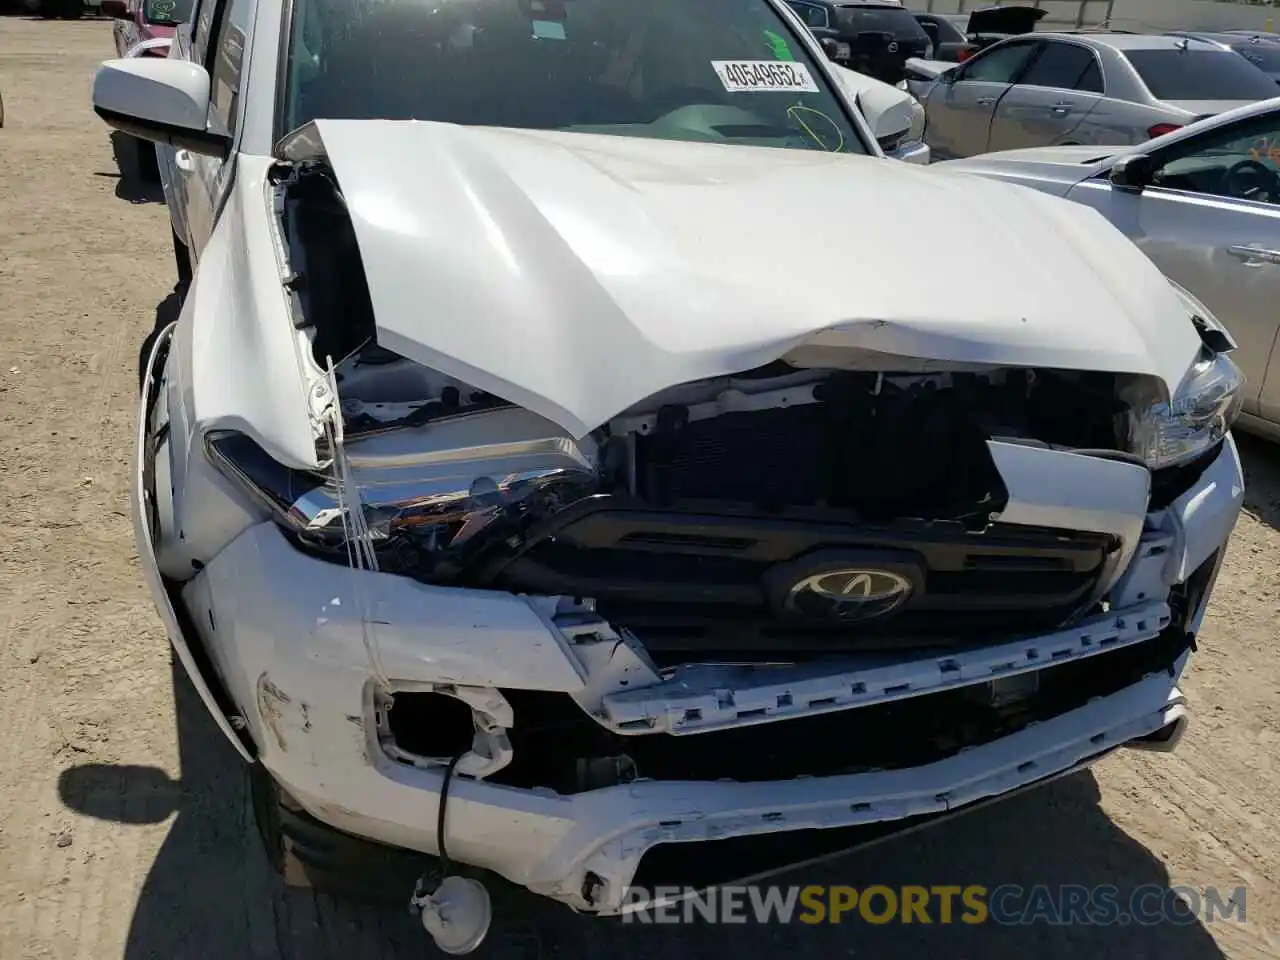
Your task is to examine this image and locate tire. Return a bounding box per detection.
[171,227,192,295]
[135,137,161,183]
[60,0,83,17]
[38,0,59,18]
[248,762,434,902]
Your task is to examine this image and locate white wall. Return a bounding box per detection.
[907,0,1280,32]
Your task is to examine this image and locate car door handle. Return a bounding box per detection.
[1050,102,1072,112]
[1227,244,1280,266]
[976,96,997,106]
[173,148,195,173]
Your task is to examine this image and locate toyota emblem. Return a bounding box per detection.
[785,568,914,621]
[887,40,900,53]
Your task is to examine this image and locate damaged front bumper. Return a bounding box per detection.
[146,433,1242,914]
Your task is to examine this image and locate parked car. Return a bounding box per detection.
[914,5,1046,63]
[907,33,1280,160]
[91,0,1243,944]
[938,98,1280,439]
[1166,31,1280,85]
[26,0,92,18]
[103,33,177,183]
[785,0,933,84]
[105,0,192,58]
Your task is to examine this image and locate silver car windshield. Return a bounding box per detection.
[281,0,867,154]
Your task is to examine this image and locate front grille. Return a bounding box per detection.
[631,396,1003,523]
[488,498,1116,660]
[488,620,1194,794]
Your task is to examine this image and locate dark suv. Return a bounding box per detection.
[785,0,932,84]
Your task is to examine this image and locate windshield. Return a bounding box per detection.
[1125,49,1280,101]
[282,0,867,154]
[143,0,193,23]
[1233,42,1280,75]
[930,16,967,44]
[835,4,929,41]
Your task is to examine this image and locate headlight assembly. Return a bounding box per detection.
[907,98,926,143]
[1129,350,1243,471]
[205,406,600,577]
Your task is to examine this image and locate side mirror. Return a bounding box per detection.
[819,37,851,61]
[100,0,130,17]
[1110,153,1155,191]
[829,64,924,154]
[92,57,229,158]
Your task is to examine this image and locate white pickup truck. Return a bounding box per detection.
[91,0,1241,948]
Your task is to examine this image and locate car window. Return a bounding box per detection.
[206,0,251,137]
[1151,113,1280,204]
[832,3,929,42]
[192,0,216,62]
[1077,59,1102,93]
[1233,41,1280,74]
[924,15,966,45]
[958,39,1036,83]
[143,0,194,24]
[282,0,870,155]
[1125,49,1279,101]
[787,2,829,30]
[1017,41,1099,91]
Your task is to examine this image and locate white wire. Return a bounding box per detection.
[325,356,391,691]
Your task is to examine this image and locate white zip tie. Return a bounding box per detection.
[325,356,391,691]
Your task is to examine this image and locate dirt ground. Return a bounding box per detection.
[2,16,1280,960]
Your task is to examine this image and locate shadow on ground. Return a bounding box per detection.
[56,657,1228,959]
[104,131,165,204]
[1236,431,1280,532]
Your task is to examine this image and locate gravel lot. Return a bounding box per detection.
[2,16,1280,960]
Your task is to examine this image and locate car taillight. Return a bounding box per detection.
[1147,123,1182,139]
[957,47,974,62]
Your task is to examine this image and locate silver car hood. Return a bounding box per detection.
[300,119,1202,437]
[936,146,1118,192]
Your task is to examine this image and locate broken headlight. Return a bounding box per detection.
[205,406,600,574]
[1129,350,1243,471]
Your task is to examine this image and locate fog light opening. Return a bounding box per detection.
[384,691,477,763]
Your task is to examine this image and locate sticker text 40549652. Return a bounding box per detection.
[713,60,820,93]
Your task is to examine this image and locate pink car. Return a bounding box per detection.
[102,0,190,181]
[104,0,189,59]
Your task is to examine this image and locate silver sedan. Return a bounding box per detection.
[908,32,1279,160]
[937,98,1280,439]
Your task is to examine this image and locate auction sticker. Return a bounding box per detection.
[712,60,819,93]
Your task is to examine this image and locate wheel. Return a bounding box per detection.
[134,136,161,183]
[248,762,434,902]
[171,227,192,294]
[60,0,83,17]
[37,0,59,18]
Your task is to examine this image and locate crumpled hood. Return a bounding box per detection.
[300,119,1201,437]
